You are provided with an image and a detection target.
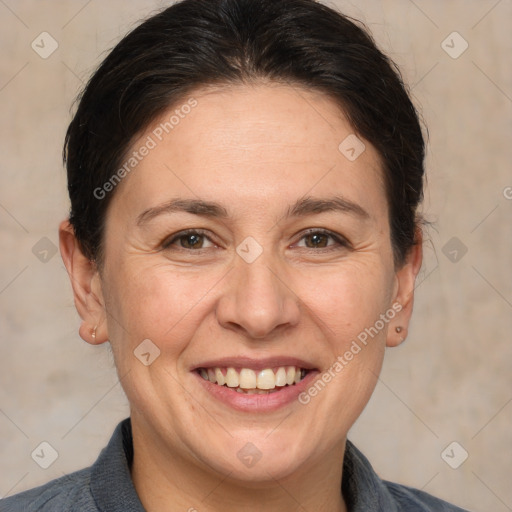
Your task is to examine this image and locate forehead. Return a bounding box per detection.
[110,83,387,222]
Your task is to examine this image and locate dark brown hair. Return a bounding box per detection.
[63,0,425,267]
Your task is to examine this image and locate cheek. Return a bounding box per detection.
[103,261,221,350]
[293,265,391,431]
[294,259,393,339]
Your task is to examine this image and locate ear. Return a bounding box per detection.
[59,219,108,345]
[386,227,423,348]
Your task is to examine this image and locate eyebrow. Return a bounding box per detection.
[136,195,369,226]
[137,198,229,225]
[285,195,370,220]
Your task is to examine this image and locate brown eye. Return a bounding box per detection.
[295,229,349,251]
[162,230,214,250]
[303,232,330,248]
[179,233,204,249]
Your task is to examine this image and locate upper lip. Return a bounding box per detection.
[191,356,318,372]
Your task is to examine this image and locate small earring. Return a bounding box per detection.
[91,325,97,339]
[395,326,403,333]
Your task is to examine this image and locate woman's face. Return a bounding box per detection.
[72,84,419,481]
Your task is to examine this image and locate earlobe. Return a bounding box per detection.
[386,229,423,348]
[78,320,107,345]
[387,324,407,348]
[59,219,108,345]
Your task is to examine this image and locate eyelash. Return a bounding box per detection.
[161,228,350,252]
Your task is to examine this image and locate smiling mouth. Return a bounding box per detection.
[195,366,310,394]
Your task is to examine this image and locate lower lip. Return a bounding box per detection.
[192,370,319,413]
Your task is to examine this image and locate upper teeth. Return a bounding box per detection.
[199,366,305,390]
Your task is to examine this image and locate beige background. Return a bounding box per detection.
[0,1,511,510]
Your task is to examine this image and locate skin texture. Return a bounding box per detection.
[59,83,422,512]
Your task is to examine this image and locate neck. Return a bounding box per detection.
[130,421,348,512]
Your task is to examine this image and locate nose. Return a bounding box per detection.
[215,253,301,340]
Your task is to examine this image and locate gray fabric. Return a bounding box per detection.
[2,418,470,511]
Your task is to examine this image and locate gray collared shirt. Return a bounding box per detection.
[2,418,470,511]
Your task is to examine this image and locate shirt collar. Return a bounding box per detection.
[342,439,399,511]
[91,417,397,512]
[90,418,145,512]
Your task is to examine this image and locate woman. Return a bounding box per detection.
[4,0,470,510]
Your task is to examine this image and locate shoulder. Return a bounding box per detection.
[0,467,98,512]
[1,418,141,512]
[383,480,471,511]
[343,440,471,511]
